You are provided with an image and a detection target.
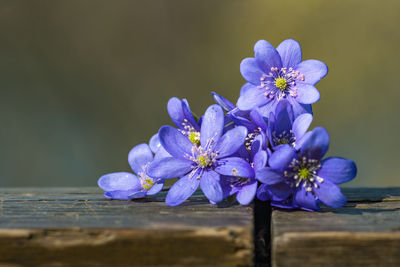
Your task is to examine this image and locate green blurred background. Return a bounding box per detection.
[0,0,399,187]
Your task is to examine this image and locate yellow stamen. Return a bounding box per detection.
[298,168,311,180]
[142,178,154,190]
[188,132,200,144]
[274,77,287,90]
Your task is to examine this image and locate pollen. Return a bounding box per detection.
[142,178,154,190]
[188,132,200,144]
[279,138,289,145]
[298,168,311,180]
[274,77,287,90]
[232,168,239,176]
[197,155,209,167]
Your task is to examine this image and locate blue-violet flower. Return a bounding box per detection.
[147,104,253,206]
[266,100,312,150]
[237,39,328,117]
[256,127,357,211]
[98,143,164,199]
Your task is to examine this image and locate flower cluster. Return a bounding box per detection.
[98,39,357,211]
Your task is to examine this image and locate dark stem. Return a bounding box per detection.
[254,198,272,267]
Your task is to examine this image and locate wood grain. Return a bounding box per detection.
[0,188,253,266]
[271,187,400,267]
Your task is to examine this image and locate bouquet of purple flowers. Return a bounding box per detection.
[98,39,357,211]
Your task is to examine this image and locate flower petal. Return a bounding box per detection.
[257,184,272,201]
[128,143,153,174]
[182,99,200,131]
[147,179,164,195]
[240,57,265,84]
[294,131,312,150]
[276,39,302,68]
[250,108,267,131]
[269,182,292,201]
[318,157,357,184]
[300,127,329,160]
[250,133,266,159]
[104,189,142,200]
[253,150,267,171]
[274,100,293,134]
[268,144,296,170]
[200,104,224,147]
[254,40,282,72]
[200,170,224,203]
[231,144,250,162]
[149,133,161,154]
[220,175,237,198]
[167,97,185,129]
[237,85,269,111]
[214,157,255,178]
[212,92,236,112]
[315,179,347,208]
[154,145,171,160]
[214,126,248,158]
[295,59,328,85]
[236,180,257,205]
[146,157,193,179]
[165,169,201,206]
[271,200,297,209]
[240,83,254,96]
[256,167,284,185]
[258,99,279,117]
[292,113,313,140]
[231,113,257,132]
[223,113,235,131]
[98,172,141,191]
[294,188,319,211]
[129,191,148,199]
[295,83,320,104]
[287,96,312,118]
[159,125,193,159]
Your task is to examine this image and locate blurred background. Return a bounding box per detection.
[0,0,399,187]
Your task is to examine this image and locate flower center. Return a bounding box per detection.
[272,130,296,147]
[187,140,218,169]
[283,157,323,192]
[298,168,311,180]
[138,164,157,191]
[258,67,305,100]
[142,178,154,190]
[197,155,211,167]
[274,77,287,90]
[279,139,288,144]
[188,131,200,144]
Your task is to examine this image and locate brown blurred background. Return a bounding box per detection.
[0,0,399,187]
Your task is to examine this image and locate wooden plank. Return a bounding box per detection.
[342,187,400,202]
[272,188,400,267]
[0,188,253,266]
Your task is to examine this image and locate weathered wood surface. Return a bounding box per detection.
[272,187,400,267]
[0,187,253,266]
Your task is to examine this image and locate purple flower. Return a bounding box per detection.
[267,100,312,150]
[256,127,357,211]
[237,39,328,117]
[224,140,268,205]
[98,143,164,199]
[147,104,253,206]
